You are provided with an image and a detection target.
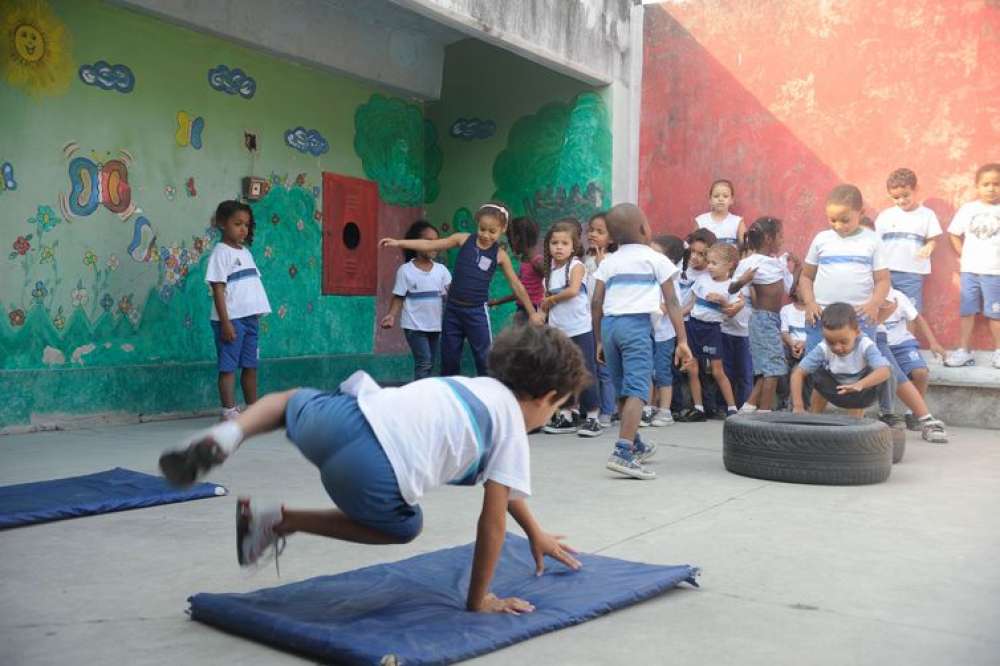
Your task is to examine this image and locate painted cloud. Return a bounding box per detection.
[284,127,329,156]
[78,61,135,93]
[207,64,256,99]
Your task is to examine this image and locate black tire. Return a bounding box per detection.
[723,412,892,485]
[891,428,905,464]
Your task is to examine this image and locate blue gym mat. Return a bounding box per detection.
[189,533,699,665]
[0,467,226,529]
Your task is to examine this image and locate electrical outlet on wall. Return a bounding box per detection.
[243,130,259,154]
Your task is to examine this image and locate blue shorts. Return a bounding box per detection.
[653,337,676,388]
[211,315,259,372]
[875,332,910,384]
[284,389,423,543]
[749,310,787,377]
[688,317,723,360]
[602,314,653,401]
[890,340,928,377]
[959,272,1000,319]
[890,271,925,312]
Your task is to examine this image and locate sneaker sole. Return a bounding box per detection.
[542,427,579,434]
[159,440,223,487]
[944,360,975,367]
[922,432,949,444]
[577,429,602,438]
[606,461,655,480]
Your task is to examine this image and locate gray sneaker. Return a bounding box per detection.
[640,407,654,428]
[576,417,603,438]
[920,418,948,444]
[633,435,657,462]
[606,446,656,480]
[650,409,675,427]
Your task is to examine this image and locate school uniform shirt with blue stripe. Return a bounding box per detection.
[546,257,591,337]
[695,212,742,245]
[691,273,737,324]
[340,371,531,506]
[874,205,942,274]
[652,281,684,342]
[205,243,271,320]
[593,244,679,315]
[798,336,889,383]
[780,303,808,343]
[392,260,451,332]
[804,228,887,307]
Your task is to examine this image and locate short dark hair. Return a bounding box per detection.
[488,324,590,400]
[827,184,864,211]
[686,227,718,247]
[604,203,647,245]
[821,302,858,331]
[213,200,255,246]
[652,234,685,264]
[507,216,539,258]
[976,163,1000,183]
[886,168,917,190]
[402,219,438,262]
[743,216,782,254]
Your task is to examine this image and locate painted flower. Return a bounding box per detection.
[8,308,25,327]
[277,304,287,319]
[271,213,280,226]
[180,266,189,278]
[288,264,298,279]
[296,219,305,231]
[31,280,48,302]
[71,281,89,307]
[264,245,274,259]
[52,308,65,331]
[313,210,322,221]
[29,205,61,232]
[260,318,269,334]
[164,269,179,285]
[106,254,120,271]
[128,309,141,326]
[83,250,97,267]
[118,295,133,315]
[13,236,31,255]
[165,256,178,269]
[39,243,56,264]
[159,285,174,301]
[270,172,282,185]
[148,245,160,263]
[193,237,206,253]
[179,249,189,265]
[100,293,114,312]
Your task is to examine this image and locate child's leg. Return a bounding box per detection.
[439,304,466,376]
[240,368,258,405]
[758,376,778,411]
[428,332,441,376]
[957,315,975,350]
[218,372,237,409]
[809,389,828,413]
[657,385,673,411]
[404,329,434,380]
[466,305,493,376]
[687,358,703,407]
[571,332,600,417]
[610,316,652,443]
[278,508,411,544]
[910,368,929,396]
[845,408,865,418]
[709,359,736,409]
[238,316,260,405]
[596,361,616,417]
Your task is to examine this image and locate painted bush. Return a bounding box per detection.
[354,94,443,207]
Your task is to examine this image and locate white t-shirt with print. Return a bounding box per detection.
[804,228,887,307]
[205,243,271,321]
[721,285,751,337]
[695,212,742,245]
[593,243,679,316]
[780,303,808,343]
[392,260,451,332]
[342,371,531,506]
[884,288,919,347]
[546,257,591,338]
[691,274,736,324]
[948,200,1000,275]
[798,336,889,383]
[874,205,942,275]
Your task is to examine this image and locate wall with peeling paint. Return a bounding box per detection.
[640,0,999,349]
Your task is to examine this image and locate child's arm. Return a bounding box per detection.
[729,267,757,293]
[379,295,404,329]
[508,499,581,575]
[949,232,964,257]
[914,314,946,359]
[487,294,516,308]
[380,233,466,253]
[541,263,585,312]
[797,263,822,324]
[592,280,606,363]
[858,269,891,324]
[790,367,808,413]
[837,366,891,394]
[737,219,748,245]
[661,278,692,366]
[467,481,534,614]
[497,249,543,324]
[210,283,236,342]
[916,238,937,259]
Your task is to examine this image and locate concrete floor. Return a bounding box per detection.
[1,417,998,665]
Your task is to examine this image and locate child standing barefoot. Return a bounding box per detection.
[206,201,271,421]
[158,325,585,614]
[695,179,746,246]
[380,220,452,380]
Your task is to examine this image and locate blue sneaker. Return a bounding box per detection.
[606,441,655,480]
[633,434,657,463]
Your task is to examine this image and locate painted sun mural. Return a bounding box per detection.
[1,0,73,95]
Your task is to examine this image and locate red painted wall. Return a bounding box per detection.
[640,1,999,349]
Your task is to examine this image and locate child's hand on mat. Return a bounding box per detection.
[379,314,395,329]
[804,302,822,325]
[477,593,535,615]
[837,382,865,394]
[378,238,399,248]
[530,532,582,575]
[221,321,237,342]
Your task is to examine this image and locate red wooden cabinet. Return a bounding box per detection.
[322,173,379,295]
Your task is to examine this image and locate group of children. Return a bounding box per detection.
[159,164,997,608]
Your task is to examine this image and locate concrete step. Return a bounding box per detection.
[921,351,1000,430]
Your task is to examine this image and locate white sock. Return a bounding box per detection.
[587,410,599,419]
[208,420,244,455]
[727,406,737,412]
[758,409,772,413]
[694,404,704,412]
[560,409,572,420]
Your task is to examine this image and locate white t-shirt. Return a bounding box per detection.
[677,267,704,322]
[874,205,942,275]
[583,253,601,299]
[695,212,742,245]
[721,285,751,337]
[593,243,679,316]
[735,253,793,289]
[804,228,887,306]
[651,281,684,342]
[691,273,736,324]
[780,303,808,343]
[205,243,271,321]
[948,200,1000,275]
[392,260,451,332]
[884,288,919,347]
[546,257,591,338]
[342,371,531,506]
[798,336,889,383]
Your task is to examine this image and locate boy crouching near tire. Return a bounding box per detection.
[790,303,891,418]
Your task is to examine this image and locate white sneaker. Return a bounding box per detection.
[221,406,241,421]
[606,448,656,480]
[237,498,287,570]
[993,349,1000,369]
[650,410,675,427]
[944,349,975,367]
[738,404,758,414]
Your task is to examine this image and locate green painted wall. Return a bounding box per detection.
[0,0,420,427]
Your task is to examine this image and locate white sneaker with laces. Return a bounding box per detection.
[650,410,674,427]
[606,448,656,480]
[237,498,287,571]
[944,348,975,367]
[738,404,758,414]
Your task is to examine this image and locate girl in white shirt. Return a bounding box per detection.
[584,212,616,423]
[695,179,746,246]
